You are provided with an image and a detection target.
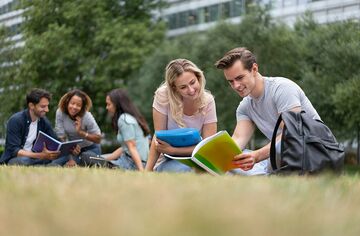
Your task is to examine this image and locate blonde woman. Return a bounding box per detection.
[145,59,217,172]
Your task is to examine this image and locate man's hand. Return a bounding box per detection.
[233,151,259,171]
[41,145,60,160]
[71,144,81,156]
[65,158,77,167]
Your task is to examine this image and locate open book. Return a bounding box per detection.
[32,131,83,156]
[164,130,241,175]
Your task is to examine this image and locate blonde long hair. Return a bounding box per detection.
[155,59,212,127]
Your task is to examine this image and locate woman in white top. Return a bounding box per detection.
[145,59,217,172]
[55,89,102,166]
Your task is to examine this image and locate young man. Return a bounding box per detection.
[0,88,62,166]
[215,47,320,175]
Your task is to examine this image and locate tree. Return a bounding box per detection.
[8,0,165,134]
[131,5,304,145]
[131,5,360,151]
[332,76,360,161]
[295,19,360,139]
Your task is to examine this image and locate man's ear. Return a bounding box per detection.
[28,102,35,110]
[252,63,258,73]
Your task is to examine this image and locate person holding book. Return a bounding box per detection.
[145,59,217,172]
[103,88,150,171]
[55,89,102,167]
[0,88,62,166]
[215,47,320,175]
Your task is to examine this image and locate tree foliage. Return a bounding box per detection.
[1,3,359,146]
[0,0,165,135]
[295,19,360,139]
[131,6,360,143]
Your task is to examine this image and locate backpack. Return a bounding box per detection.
[269,111,345,174]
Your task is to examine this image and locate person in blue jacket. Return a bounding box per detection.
[0,88,62,166]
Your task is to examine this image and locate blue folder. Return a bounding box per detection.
[155,128,202,147]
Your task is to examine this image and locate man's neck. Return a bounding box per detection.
[250,73,264,99]
[29,110,39,122]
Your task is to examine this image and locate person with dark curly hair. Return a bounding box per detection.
[55,89,102,167]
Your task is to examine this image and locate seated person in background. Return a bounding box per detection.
[55,89,102,167]
[145,59,217,172]
[215,47,320,175]
[0,88,62,166]
[103,88,150,171]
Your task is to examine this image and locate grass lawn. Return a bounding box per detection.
[1,166,360,236]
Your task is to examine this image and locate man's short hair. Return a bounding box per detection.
[215,47,257,71]
[26,88,51,105]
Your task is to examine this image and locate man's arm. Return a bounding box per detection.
[233,107,301,170]
[6,116,24,158]
[17,148,59,160]
[6,117,59,160]
[232,119,255,150]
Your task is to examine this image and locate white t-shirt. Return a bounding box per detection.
[236,77,320,140]
[24,120,38,151]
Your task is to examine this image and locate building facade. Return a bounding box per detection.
[1,0,360,38]
[0,0,23,47]
[161,0,360,36]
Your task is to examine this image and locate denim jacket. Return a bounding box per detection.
[0,109,58,164]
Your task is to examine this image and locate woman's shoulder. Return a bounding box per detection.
[55,108,66,117]
[154,85,169,103]
[118,113,137,125]
[204,91,215,105]
[82,111,97,121]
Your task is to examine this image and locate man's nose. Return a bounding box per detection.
[233,80,242,89]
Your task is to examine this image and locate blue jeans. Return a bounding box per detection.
[8,157,52,166]
[111,153,146,170]
[155,158,192,173]
[76,143,102,166]
[50,143,102,166]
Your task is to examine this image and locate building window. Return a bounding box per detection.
[230,0,244,17]
[164,0,247,30]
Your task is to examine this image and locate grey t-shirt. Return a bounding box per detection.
[55,109,101,148]
[117,113,149,162]
[236,77,320,140]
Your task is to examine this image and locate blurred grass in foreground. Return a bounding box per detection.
[1,166,360,236]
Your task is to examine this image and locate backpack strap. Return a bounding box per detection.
[270,113,283,170]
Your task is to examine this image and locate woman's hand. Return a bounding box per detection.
[74,116,82,134]
[155,138,174,154]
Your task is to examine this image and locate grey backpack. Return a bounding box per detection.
[270,111,345,174]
